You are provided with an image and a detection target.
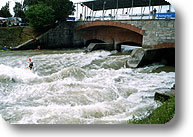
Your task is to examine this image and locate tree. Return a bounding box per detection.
[23,0,40,9]
[23,0,75,21]
[13,2,25,19]
[45,0,74,21]
[25,3,54,29]
[0,2,12,17]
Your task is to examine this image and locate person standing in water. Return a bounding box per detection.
[28,58,33,70]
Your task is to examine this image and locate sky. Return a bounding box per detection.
[0,0,23,15]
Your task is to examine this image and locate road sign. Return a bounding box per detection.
[155,12,175,19]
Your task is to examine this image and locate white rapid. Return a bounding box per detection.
[0,49,175,124]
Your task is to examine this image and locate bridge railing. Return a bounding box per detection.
[73,12,175,22]
[72,3,175,22]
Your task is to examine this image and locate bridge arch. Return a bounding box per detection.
[76,21,144,47]
[76,21,145,35]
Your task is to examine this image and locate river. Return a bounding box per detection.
[0,49,175,124]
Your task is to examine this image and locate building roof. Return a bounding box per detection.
[82,0,171,11]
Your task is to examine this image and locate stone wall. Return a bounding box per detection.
[37,22,75,49]
[120,19,175,48]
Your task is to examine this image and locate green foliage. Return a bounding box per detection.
[0,2,12,17]
[25,3,54,29]
[13,2,25,19]
[23,0,75,21]
[23,0,74,29]
[23,0,40,10]
[129,97,175,124]
[48,0,75,21]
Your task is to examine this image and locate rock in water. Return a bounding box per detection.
[154,88,175,102]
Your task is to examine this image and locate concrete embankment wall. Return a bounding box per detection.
[127,48,175,68]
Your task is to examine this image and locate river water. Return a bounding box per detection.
[0,49,175,124]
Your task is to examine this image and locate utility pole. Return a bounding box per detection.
[103,1,106,21]
[149,0,151,19]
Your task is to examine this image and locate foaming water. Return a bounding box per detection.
[0,49,175,124]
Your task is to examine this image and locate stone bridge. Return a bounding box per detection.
[75,21,144,48]
[74,20,175,49]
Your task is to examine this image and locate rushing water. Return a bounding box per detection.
[0,49,175,124]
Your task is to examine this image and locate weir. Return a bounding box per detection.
[87,43,114,51]
[10,0,175,67]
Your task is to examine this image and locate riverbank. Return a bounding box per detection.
[128,96,175,124]
[0,27,35,49]
[0,25,51,49]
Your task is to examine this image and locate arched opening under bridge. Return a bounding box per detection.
[85,39,105,47]
[117,41,142,53]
